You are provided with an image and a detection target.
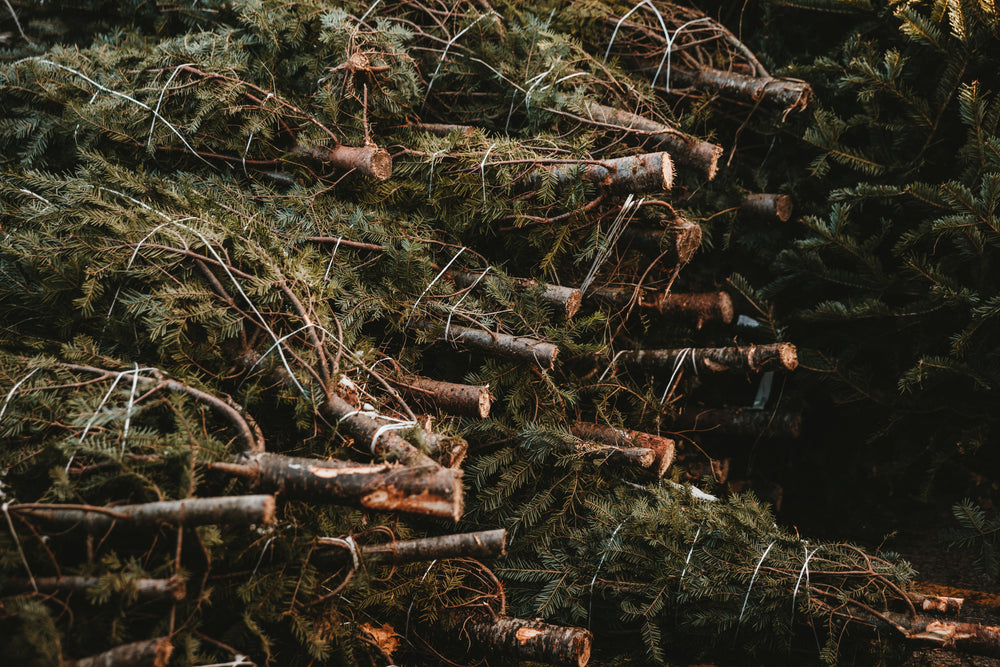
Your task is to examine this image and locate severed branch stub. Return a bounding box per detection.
[667,66,812,113]
[589,287,732,328]
[314,528,506,568]
[411,319,559,371]
[904,591,964,615]
[446,268,583,320]
[392,374,493,419]
[2,576,186,602]
[570,422,674,477]
[287,144,392,180]
[883,612,1000,658]
[466,616,592,667]
[526,152,673,194]
[15,495,276,533]
[741,193,793,222]
[676,407,801,439]
[583,101,723,180]
[617,218,702,265]
[622,343,798,374]
[214,453,463,521]
[64,637,173,667]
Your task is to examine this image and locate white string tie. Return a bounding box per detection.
[598,350,626,382]
[480,143,496,202]
[660,347,696,405]
[677,525,701,594]
[791,545,820,624]
[738,540,776,625]
[336,408,380,424]
[406,246,466,329]
[326,536,361,571]
[370,421,417,454]
[445,267,490,345]
[588,518,627,628]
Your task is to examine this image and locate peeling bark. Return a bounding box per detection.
[447,269,582,320]
[583,101,722,180]
[466,616,592,667]
[676,407,802,439]
[622,343,798,374]
[617,218,702,265]
[570,422,674,477]
[2,576,185,602]
[289,144,392,180]
[393,374,493,419]
[528,152,673,194]
[219,453,463,521]
[905,591,964,615]
[741,193,793,222]
[315,528,506,567]
[64,637,173,667]
[884,612,1000,658]
[589,288,732,327]
[18,495,276,533]
[412,320,559,370]
[669,67,812,112]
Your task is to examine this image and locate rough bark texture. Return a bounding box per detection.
[233,453,463,521]
[741,193,794,222]
[413,320,559,370]
[910,584,1000,611]
[315,528,506,567]
[64,637,173,667]
[616,218,702,264]
[676,407,802,439]
[531,152,673,194]
[409,122,477,137]
[394,374,492,418]
[589,288,732,327]
[447,269,583,320]
[2,576,186,601]
[570,421,675,477]
[583,101,723,180]
[885,612,1000,658]
[290,144,392,180]
[671,67,812,112]
[19,495,276,533]
[466,616,592,667]
[322,391,441,467]
[905,591,964,615]
[623,343,798,374]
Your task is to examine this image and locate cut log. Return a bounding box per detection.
[910,583,1000,611]
[64,637,173,667]
[412,320,559,371]
[570,422,674,477]
[392,375,492,419]
[446,269,582,320]
[622,343,798,374]
[409,122,477,137]
[215,453,463,522]
[466,616,592,667]
[905,591,964,615]
[676,407,802,439]
[314,528,506,567]
[884,611,1000,658]
[668,67,812,112]
[16,495,276,533]
[2,576,185,601]
[582,101,723,180]
[741,193,793,222]
[617,218,702,265]
[528,152,673,194]
[288,144,392,180]
[588,288,732,327]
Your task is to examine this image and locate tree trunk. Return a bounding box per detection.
[622,343,798,374]
[220,453,463,521]
[668,66,812,112]
[570,422,674,477]
[2,576,185,602]
[589,288,732,327]
[392,374,493,418]
[741,193,793,222]
[884,611,1000,658]
[447,269,583,320]
[412,320,559,371]
[582,101,723,180]
[314,528,506,567]
[17,495,276,533]
[63,637,173,667]
[466,616,592,667]
[616,218,702,265]
[676,407,802,439]
[529,152,673,194]
[289,144,392,180]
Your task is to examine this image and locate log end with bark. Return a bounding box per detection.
[741,193,793,222]
[467,616,592,667]
[570,422,675,478]
[646,290,733,328]
[299,144,393,180]
[395,375,493,419]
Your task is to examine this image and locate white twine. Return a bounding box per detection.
[2,502,37,592]
[358,0,381,22]
[70,366,155,472]
[791,545,820,625]
[588,518,627,629]
[480,143,496,203]
[249,534,275,582]
[427,149,443,197]
[659,347,698,405]
[370,420,417,454]
[323,237,343,282]
[406,246,465,329]
[738,540,776,625]
[242,130,255,179]
[524,61,558,111]
[445,267,490,344]
[325,535,361,571]
[0,368,39,425]
[19,188,52,207]
[598,350,626,382]
[405,559,438,644]
[147,63,193,150]
[677,525,702,594]
[337,408,381,424]
[604,1,670,67]
[121,362,140,454]
[422,14,493,109]
[654,17,712,92]
[580,195,642,295]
